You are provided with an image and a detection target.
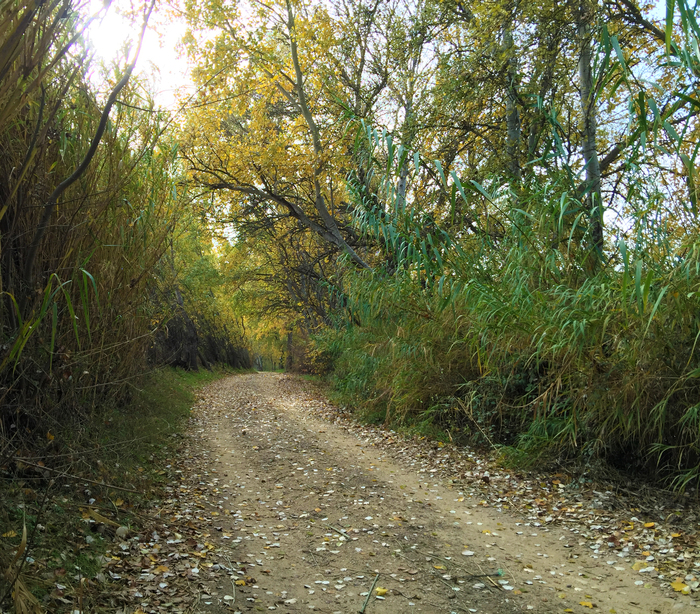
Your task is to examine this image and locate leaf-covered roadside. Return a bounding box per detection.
[299,378,700,600]
[0,367,235,614]
[93,431,231,614]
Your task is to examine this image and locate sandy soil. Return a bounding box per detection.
[185,372,695,614]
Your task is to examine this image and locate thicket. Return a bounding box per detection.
[0,0,249,415]
[319,2,700,488]
[0,1,251,608]
[0,2,250,606]
[324,161,700,488]
[149,227,251,371]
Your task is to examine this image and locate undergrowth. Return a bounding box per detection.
[0,366,230,613]
[312,92,700,491]
[317,248,700,491]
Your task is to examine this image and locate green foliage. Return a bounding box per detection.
[0,5,178,393]
[0,0,249,506]
[316,4,700,484]
[150,224,252,371]
[322,235,700,483]
[94,366,230,469]
[168,0,700,489]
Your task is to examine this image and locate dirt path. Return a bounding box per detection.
[180,373,694,614]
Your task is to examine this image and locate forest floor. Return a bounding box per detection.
[102,373,700,614]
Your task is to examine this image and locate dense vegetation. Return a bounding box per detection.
[4,0,700,597]
[0,2,250,602]
[179,0,700,489]
[0,3,252,609]
[0,0,250,437]
[1,0,700,609]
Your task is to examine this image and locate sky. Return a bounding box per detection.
[83,0,671,109]
[85,0,191,109]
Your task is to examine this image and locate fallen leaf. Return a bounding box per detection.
[579,602,593,608]
[86,508,120,527]
[644,522,655,528]
[375,587,388,596]
[671,580,688,592]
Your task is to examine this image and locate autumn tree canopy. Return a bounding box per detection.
[179,0,696,306]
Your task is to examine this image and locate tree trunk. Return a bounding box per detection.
[577,0,604,266]
[397,91,415,211]
[285,331,294,372]
[503,21,522,190]
[286,0,370,270]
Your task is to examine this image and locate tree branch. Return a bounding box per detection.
[285,0,370,269]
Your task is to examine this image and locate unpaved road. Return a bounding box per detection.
[186,372,694,614]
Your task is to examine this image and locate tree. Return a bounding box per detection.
[181,0,374,268]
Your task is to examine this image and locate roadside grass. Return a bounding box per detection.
[94,366,230,479]
[0,366,235,613]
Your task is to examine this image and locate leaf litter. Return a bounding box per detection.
[69,372,700,613]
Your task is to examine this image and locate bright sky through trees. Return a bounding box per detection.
[81,0,667,110]
[85,0,190,108]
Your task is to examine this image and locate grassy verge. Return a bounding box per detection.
[313,271,700,493]
[94,366,230,478]
[0,366,236,613]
